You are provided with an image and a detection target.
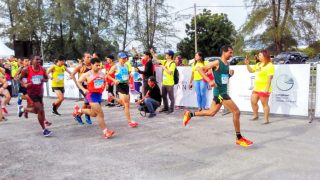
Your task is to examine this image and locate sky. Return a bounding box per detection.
[166,0,249,51]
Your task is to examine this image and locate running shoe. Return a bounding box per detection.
[2,107,8,114]
[128,121,138,128]
[2,116,8,121]
[18,106,24,117]
[73,105,81,116]
[85,114,92,125]
[236,137,253,147]
[24,111,28,119]
[103,130,115,139]
[183,111,192,126]
[52,104,61,116]
[44,120,52,127]
[17,93,22,105]
[43,129,52,137]
[72,112,84,125]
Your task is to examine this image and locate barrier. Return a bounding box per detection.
[44,64,313,116]
[229,64,310,116]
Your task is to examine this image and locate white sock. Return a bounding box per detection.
[103,128,108,133]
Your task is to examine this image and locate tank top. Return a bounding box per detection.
[105,63,115,85]
[213,59,230,96]
[51,65,65,87]
[87,70,106,93]
[115,64,129,83]
[79,64,91,86]
[27,65,45,96]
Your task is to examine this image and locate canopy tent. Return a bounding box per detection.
[0,41,14,58]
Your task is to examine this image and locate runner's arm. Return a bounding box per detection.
[70,65,81,87]
[46,66,54,80]
[244,56,254,73]
[106,65,119,85]
[77,73,88,94]
[42,70,49,82]
[197,60,219,86]
[19,67,29,88]
[0,78,8,89]
[0,67,5,75]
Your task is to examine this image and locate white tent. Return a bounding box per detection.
[0,41,14,58]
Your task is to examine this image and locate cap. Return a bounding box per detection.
[165,50,174,56]
[118,52,128,59]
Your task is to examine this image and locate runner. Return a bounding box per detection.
[72,58,114,138]
[18,55,52,137]
[104,55,116,107]
[107,52,138,128]
[47,55,72,116]
[183,45,253,147]
[0,78,8,122]
[15,58,31,118]
[70,52,92,124]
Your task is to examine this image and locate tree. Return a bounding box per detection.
[242,0,320,53]
[132,0,173,50]
[177,9,236,59]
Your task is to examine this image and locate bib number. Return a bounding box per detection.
[32,75,43,85]
[122,75,128,81]
[221,74,229,84]
[58,74,64,81]
[94,79,104,89]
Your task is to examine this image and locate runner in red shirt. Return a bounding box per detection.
[18,55,52,137]
[73,58,114,139]
[105,55,116,106]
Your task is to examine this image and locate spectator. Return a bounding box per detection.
[151,49,176,114]
[244,50,275,124]
[138,76,161,118]
[175,55,183,66]
[133,48,154,95]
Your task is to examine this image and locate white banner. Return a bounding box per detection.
[315,64,320,117]
[155,67,213,108]
[229,64,310,116]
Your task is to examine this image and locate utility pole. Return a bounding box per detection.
[194,3,197,53]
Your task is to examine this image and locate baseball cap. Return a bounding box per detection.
[148,76,157,83]
[118,52,128,59]
[165,50,174,56]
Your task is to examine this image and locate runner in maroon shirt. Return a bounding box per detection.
[19,55,52,137]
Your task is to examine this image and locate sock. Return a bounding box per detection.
[236,132,242,140]
[190,112,194,117]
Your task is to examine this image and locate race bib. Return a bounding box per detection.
[32,75,43,85]
[94,79,104,89]
[6,81,12,86]
[221,74,229,84]
[122,74,129,81]
[58,74,64,81]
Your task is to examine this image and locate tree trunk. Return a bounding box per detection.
[122,0,129,51]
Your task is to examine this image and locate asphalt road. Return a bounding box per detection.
[1,97,320,180]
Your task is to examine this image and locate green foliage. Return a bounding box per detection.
[177,9,236,59]
[298,47,316,58]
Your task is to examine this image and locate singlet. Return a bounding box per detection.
[51,65,66,87]
[115,64,129,83]
[27,66,45,96]
[79,64,91,86]
[87,70,106,93]
[105,63,115,85]
[213,60,230,96]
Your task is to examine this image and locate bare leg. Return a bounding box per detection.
[195,101,222,117]
[260,96,270,123]
[222,100,241,133]
[251,93,259,119]
[54,90,64,109]
[119,93,132,123]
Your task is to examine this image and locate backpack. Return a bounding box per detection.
[164,61,179,85]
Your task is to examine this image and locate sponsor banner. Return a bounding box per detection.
[315,64,320,117]
[229,64,310,116]
[155,67,213,108]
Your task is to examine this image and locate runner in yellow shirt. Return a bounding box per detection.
[47,55,72,116]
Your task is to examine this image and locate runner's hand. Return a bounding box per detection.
[189,83,193,89]
[209,80,216,87]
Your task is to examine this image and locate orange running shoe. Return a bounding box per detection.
[183,111,192,126]
[236,137,253,147]
[128,121,138,128]
[103,130,115,139]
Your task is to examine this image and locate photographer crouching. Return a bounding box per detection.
[136,76,161,118]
